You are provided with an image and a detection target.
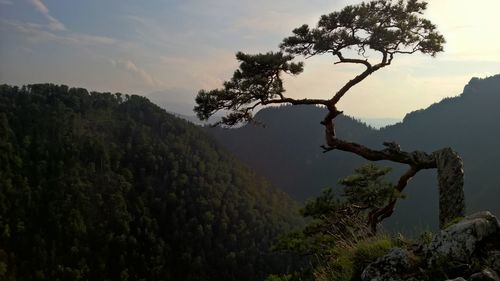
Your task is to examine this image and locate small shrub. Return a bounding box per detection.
[392,232,414,248]
[418,231,434,246]
[323,247,354,281]
[316,236,393,281]
[351,238,393,280]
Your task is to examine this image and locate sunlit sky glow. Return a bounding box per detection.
[1,0,499,119]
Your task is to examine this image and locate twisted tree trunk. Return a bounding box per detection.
[322,108,465,231]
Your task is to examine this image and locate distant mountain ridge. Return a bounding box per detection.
[208,74,500,231]
[356,117,401,129]
[146,89,400,129]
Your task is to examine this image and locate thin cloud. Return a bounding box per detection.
[18,47,34,54]
[29,0,66,31]
[30,0,49,13]
[125,14,186,50]
[0,0,13,5]
[111,59,163,87]
[2,19,59,41]
[2,19,116,46]
[67,33,116,45]
[159,50,236,90]
[233,10,313,36]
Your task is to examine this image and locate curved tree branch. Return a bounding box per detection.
[194,0,461,233]
[329,56,390,105]
[262,97,329,106]
[334,52,372,69]
[368,166,420,233]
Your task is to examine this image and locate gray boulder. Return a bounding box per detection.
[361,248,413,281]
[360,212,500,281]
[427,211,500,266]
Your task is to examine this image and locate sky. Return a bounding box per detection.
[1,0,499,119]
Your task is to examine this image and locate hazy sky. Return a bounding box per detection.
[1,0,499,118]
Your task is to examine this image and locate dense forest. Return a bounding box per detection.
[208,75,500,231]
[0,84,302,281]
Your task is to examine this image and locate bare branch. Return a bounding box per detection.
[330,67,376,105]
[334,52,372,69]
[262,97,329,106]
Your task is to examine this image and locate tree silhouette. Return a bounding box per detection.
[194,0,464,232]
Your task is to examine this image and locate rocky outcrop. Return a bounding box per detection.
[427,211,500,266]
[433,147,466,228]
[361,211,500,281]
[361,248,413,281]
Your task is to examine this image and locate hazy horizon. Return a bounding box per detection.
[1,0,499,119]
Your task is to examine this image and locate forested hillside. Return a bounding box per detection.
[0,84,300,281]
[209,107,375,201]
[208,75,500,231]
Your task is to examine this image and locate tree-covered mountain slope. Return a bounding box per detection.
[208,75,500,231]
[0,84,301,281]
[209,106,375,201]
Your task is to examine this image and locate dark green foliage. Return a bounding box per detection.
[309,237,393,281]
[286,164,394,251]
[0,84,300,281]
[281,0,444,57]
[349,239,393,280]
[194,52,303,126]
[338,164,396,211]
[270,164,395,280]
